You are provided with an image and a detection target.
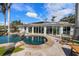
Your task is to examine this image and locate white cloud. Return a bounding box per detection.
[12,4,24,11]
[12,4,35,12]
[12,4,44,22]
[25,6,35,12]
[45,3,65,12]
[25,6,43,21]
[44,3,75,22]
[26,12,38,18]
[54,8,75,22]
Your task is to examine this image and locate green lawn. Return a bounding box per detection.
[73,40,79,44]
[0,47,6,56]
[13,47,24,53]
[0,47,24,56]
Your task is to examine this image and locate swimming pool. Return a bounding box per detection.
[0,35,47,45]
[0,34,21,44]
[23,36,47,45]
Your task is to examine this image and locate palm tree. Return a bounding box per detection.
[7,3,11,43]
[0,3,7,31]
[7,3,11,34]
[10,20,23,32]
[51,16,56,22]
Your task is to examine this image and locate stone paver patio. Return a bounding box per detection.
[12,43,65,56]
[11,35,65,56]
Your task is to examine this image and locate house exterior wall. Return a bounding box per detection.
[18,23,74,38]
[74,4,79,39]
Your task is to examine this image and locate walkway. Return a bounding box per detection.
[11,35,65,56]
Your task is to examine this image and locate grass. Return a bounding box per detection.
[60,37,79,45]
[0,47,24,56]
[72,40,79,44]
[13,47,24,53]
[62,37,79,44]
[0,47,6,56]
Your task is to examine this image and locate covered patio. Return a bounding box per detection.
[18,22,75,38]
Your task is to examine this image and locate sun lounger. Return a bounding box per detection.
[69,44,79,55]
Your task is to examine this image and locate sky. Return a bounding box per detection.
[0,3,75,25]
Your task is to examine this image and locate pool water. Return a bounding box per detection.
[0,34,21,44]
[0,35,47,45]
[23,36,47,45]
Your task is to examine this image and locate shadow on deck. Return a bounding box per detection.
[62,48,77,56]
[2,47,15,56]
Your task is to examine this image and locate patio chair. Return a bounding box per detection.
[69,44,79,56]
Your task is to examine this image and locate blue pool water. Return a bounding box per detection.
[23,36,47,45]
[0,35,47,45]
[0,34,21,44]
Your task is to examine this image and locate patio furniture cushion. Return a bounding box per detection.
[70,44,79,53]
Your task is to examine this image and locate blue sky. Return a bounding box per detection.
[0,3,75,25]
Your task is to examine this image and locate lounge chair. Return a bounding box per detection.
[69,44,79,56]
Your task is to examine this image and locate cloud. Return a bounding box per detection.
[25,6,35,12]
[44,3,75,22]
[12,4,44,21]
[12,4,35,12]
[25,5,43,21]
[11,4,24,11]
[54,8,75,22]
[26,12,38,18]
[12,4,41,18]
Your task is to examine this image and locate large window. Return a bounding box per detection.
[34,27,38,33]
[24,27,26,30]
[39,26,44,33]
[34,26,44,33]
[63,27,70,35]
[46,26,52,34]
[56,26,60,34]
[28,27,32,33]
[52,26,59,35]
[53,26,56,35]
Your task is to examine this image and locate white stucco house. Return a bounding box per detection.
[18,21,75,38]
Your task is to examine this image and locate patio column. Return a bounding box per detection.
[26,27,28,34]
[32,27,34,34]
[74,4,79,39]
[70,27,74,36]
[55,27,57,35]
[22,27,25,31]
[44,26,46,35]
[52,27,53,35]
[60,26,63,36]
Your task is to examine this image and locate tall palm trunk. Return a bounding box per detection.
[8,3,10,43]
[74,3,79,40]
[4,14,6,31]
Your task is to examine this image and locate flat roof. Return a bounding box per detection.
[18,21,75,27]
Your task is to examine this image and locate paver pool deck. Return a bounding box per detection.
[11,34,65,56]
[12,43,65,56]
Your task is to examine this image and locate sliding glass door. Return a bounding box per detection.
[46,26,52,34]
[34,26,44,34]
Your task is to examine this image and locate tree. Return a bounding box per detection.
[7,3,11,34]
[11,20,23,26]
[60,14,75,23]
[10,20,23,32]
[51,16,56,21]
[0,3,8,30]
